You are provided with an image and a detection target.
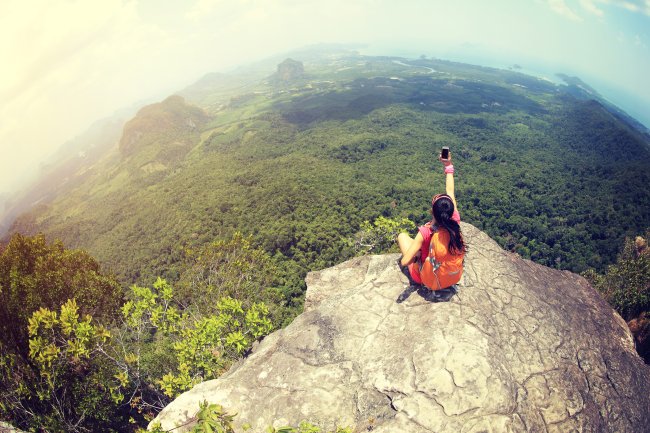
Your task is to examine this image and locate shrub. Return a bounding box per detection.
[350,216,416,254]
[146,401,352,433]
[584,230,650,321]
[0,233,122,359]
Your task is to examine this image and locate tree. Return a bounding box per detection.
[1,277,276,432]
[350,216,416,254]
[176,232,285,322]
[0,233,282,431]
[583,231,649,322]
[120,278,273,400]
[0,233,122,360]
[1,300,130,432]
[0,234,124,431]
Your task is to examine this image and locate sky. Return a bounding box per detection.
[1,0,649,196]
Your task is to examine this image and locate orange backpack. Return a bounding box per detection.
[420,225,464,290]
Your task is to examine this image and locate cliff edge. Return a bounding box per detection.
[151,223,650,432]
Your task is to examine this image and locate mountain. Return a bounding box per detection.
[0,194,8,234]
[556,73,650,136]
[0,105,140,238]
[0,192,8,214]
[118,95,210,158]
[274,58,305,82]
[152,223,650,432]
[3,49,650,293]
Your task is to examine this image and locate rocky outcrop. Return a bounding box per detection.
[152,223,650,432]
[276,58,304,82]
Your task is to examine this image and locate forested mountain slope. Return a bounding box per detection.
[0,109,136,235]
[5,51,650,300]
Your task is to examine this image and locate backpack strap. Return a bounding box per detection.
[427,223,443,279]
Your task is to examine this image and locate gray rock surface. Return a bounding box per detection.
[152,223,650,432]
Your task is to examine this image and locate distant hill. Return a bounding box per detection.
[4,50,649,295]
[0,192,8,211]
[0,193,9,232]
[557,73,650,136]
[0,107,138,238]
[119,95,210,158]
[274,58,305,82]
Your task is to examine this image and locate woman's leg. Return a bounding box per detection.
[396,232,423,285]
[397,232,414,257]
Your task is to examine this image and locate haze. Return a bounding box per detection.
[1,0,649,196]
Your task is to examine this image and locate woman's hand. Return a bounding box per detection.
[439,152,452,167]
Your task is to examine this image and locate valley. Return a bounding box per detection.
[3,49,650,299]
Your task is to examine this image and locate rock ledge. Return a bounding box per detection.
[152,223,650,433]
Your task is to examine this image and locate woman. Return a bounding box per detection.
[397,151,466,290]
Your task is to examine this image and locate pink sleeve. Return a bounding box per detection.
[418,225,433,260]
[451,210,461,222]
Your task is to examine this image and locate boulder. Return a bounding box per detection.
[151,223,650,432]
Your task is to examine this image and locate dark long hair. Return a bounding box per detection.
[432,195,467,255]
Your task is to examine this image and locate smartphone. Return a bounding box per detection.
[441,146,450,160]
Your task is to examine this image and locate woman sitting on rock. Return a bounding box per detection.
[397,150,467,294]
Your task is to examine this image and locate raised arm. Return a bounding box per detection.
[439,152,457,210]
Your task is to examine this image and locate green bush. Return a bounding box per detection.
[0,234,126,432]
[0,233,122,359]
[1,299,131,432]
[0,233,280,432]
[146,401,352,433]
[350,216,416,254]
[176,232,287,325]
[583,230,650,321]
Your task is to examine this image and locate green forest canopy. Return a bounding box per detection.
[5,53,650,299]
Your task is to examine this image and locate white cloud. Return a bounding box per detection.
[615,0,650,14]
[0,0,649,193]
[545,0,650,19]
[547,0,583,21]
[634,34,648,48]
[579,0,605,16]
[621,1,638,12]
[0,0,172,192]
[185,0,225,22]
